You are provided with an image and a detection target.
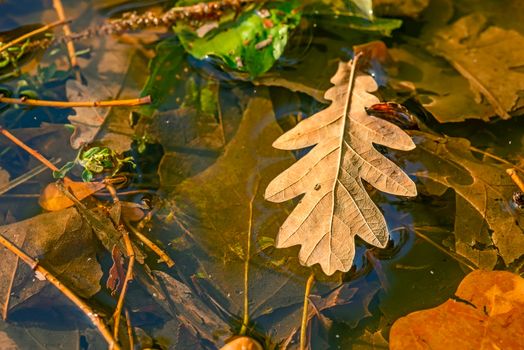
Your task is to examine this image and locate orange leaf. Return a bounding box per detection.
[389,270,524,350]
[39,179,105,211]
[219,337,263,350]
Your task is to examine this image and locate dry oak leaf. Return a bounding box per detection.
[265,58,417,275]
[389,270,524,350]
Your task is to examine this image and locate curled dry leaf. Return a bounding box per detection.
[265,58,417,275]
[389,270,524,350]
[39,179,105,211]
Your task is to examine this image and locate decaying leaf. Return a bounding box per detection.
[39,180,106,211]
[0,208,102,314]
[352,330,388,350]
[285,279,381,348]
[170,88,307,326]
[409,131,524,268]
[0,331,17,350]
[153,271,230,347]
[388,45,495,123]
[66,79,112,149]
[265,59,417,275]
[430,14,524,118]
[0,168,9,186]
[372,0,429,18]
[389,270,524,350]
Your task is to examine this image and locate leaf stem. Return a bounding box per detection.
[0,20,68,54]
[0,95,151,108]
[300,272,315,350]
[0,233,120,349]
[239,177,259,336]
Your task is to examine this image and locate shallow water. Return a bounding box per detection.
[0,0,523,349]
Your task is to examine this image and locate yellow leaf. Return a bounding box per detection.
[39,179,105,211]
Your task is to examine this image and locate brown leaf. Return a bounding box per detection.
[153,271,229,346]
[0,168,9,186]
[373,0,430,18]
[39,180,105,211]
[0,208,102,314]
[0,331,18,350]
[66,79,112,149]
[409,131,524,268]
[430,14,524,118]
[285,280,381,349]
[265,59,417,275]
[389,270,524,350]
[388,45,496,123]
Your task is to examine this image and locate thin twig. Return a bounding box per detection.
[0,20,67,54]
[2,258,18,320]
[0,126,59,172]
[239,177,259,336]
[123,218,175,267]
[506,168,524,192]
[0,234,120,349]
[0,161,58,196]
[413,228,476,271]
[124,308,134,349]
[469,146,524,175]
[52,0,80,80]
[113,226,135,340]
[300,272,315,350]
[0,95,151,108]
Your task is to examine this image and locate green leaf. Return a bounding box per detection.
[52,161,76,179]
[81,169,94,182]
[140,37,186,116]
[174,1,301,77]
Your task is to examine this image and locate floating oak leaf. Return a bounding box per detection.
[265,58,417,275]
[389,270,524,350]
[409,131,524,268]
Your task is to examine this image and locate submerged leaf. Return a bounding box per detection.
[429,14,524,118]
[388,45,495,123]
[265,59,417,275]
[174,1,301,77]
[390,270,524,350]
[409,131,524,268]
[66,79,112,149]
[0,208,102,314]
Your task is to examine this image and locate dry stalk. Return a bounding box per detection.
[0,20,67,54]
[300,272,315,350]
[52,0,80,80]
[0,126,60,172]
[112,226,136,340]
[124,218,175,267]
[0,95,151,108]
